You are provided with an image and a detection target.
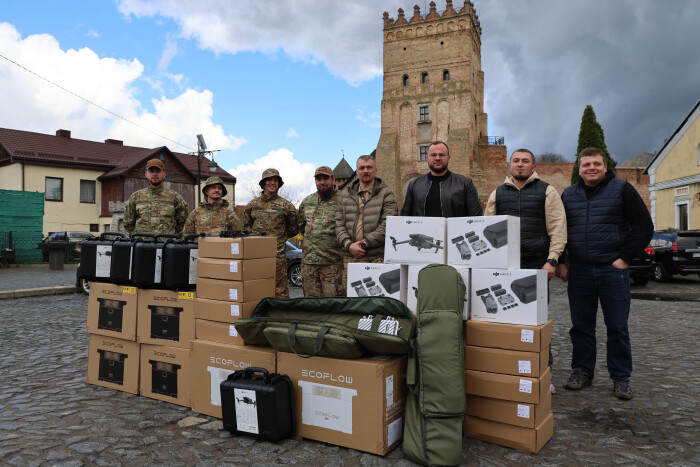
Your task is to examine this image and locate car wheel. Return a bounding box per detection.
[632,275,649,286]
[287,262,302,288]
[79,278,91,295]
[652,263,669,282]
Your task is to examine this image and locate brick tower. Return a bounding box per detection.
[375,0,505,206]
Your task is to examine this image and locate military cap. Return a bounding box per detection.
[146,158,165,170]
[202,176,227,197]
[259,168,284,189]
[314,166,334,178]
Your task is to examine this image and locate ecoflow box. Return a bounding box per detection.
[384,216,446,264]
[198,236,276,260]
[87,334,140,394]
[194,298,260,346]
[464,412,554,454]
[406,264,471,319]
[471,269,548,326]
[197,257,275,281]
[346,263,405,301]
[137,289,195,348]
[466,390,552,429]
[189,340,277,418]
[87,282,139,341]
[278,353,406,455]
[140,344,191,407]
[446,215,520,269]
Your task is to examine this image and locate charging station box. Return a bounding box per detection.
[447,216,520,269]
[384,216,446,264]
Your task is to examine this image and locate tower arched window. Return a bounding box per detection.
[402,74,409,86]
[443,69,450,81]
[421,72,428,84]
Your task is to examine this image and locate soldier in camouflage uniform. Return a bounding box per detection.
[298,166,343,297]
[123,158,188,235]
[244,168,298,299]
[183,176,243,236]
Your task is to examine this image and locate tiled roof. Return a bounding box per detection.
[333,157,355,179]
[617,152,655,168]
[0,127,236,183]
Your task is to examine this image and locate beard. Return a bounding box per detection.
[318,185,334,197]
[512,174,529,181]
[428,162,448,175]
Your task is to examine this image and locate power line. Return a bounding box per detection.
[0,53,195,151]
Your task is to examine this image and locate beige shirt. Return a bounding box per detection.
[354,189,370,242]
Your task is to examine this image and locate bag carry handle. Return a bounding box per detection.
[241,367,270,383]
[184,233,205,243]
[99,232,125,240]
[287,324,329,358]
[154,234,180,243]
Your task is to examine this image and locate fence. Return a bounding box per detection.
[0,231,44,263]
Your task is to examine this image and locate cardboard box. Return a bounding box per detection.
[466,391,551,429]
[278,352,406,455]
[447,215,520,268]
[465,367,550,404]
[195,318,247,346]
[197,257,275,281]
[195,297,258,323]
[466,320,552,353]
[406,264,470,318]
[198,236,276,260]
[86,282,139,341]
[140,344,191,406]
[346,263,405,302]
[465,345,549,377]
[189,339,277,418]
[464,412,554,454]
[196,277,275,302]
[384,216,446,264]
[137,289,195,348]
[87,334,140,394]
[471,269,548,326]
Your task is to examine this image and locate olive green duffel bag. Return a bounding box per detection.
[234,296,416,358]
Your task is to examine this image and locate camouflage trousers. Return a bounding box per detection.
[341,256,384,297]
[275,254,289,299]
[301,262,344,298]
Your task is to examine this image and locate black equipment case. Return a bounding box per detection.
[161,234,202,290]
[132,234,178,289]
[220,367,295,442]
[80,232,125,282]
[109,233,152,284]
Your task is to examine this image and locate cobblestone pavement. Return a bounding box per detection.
[0,264,78,291]
[1,273,699,465]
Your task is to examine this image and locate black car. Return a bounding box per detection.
[40,231,93,262]
[648,230,700,282]
[627,247,654,286]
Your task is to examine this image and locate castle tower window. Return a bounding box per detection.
[419,105,430,122]
[419,145,430,161]
[443,69,450,81]
[421,72,428,84]
[402,74,409,86]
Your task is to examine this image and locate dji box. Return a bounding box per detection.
[406,264,470,319]
[346,263,405,301]
[277,352,406,455]
[471,269,548,326]
[384,216,446,264]
[194,297,259,345]
[447,216,520,269]
[466,367,551,404]
[466,390,551,430]
[87,282,139,341]
[137,289,195,348]
[140,344,191,407]
[196,277,275,303]
[87,334,140,394]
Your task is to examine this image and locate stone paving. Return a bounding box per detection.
[0,268,699,465]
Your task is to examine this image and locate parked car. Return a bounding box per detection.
[627,247,655,286]
[40,231,93,262]
[76,264,90,295]
[648,230,700,282]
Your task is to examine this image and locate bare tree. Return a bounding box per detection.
[537,152,567,163]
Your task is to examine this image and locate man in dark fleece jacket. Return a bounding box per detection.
[557,147,653,400]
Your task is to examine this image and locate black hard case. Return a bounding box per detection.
[80,232,125,282]
[109,234,151,284]
[132,234,178,289]
[161,234,201,290]
[220,367,295,443]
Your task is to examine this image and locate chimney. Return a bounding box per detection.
[56,129,71,138]
[105,139,123,146]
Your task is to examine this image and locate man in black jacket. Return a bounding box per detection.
[400,141,483,217]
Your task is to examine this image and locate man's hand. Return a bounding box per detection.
[542,262,556,279]
[612,258,629,269]
[555,264,569,282]
[348,241,366,259]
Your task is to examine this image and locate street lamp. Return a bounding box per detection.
[190,134,220,205]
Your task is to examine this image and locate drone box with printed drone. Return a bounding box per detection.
[405,264,471,318]
[446,215,520,269]
[471,269,548,326]
[384,216,446,264]
[346,263,406,302]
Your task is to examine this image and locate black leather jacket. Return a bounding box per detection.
[400,171,483,217]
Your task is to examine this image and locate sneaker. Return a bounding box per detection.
[550,382,556,395]
[564,369,592,390]
[613,380,633,400]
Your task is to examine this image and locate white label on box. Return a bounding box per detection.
[517,404,531,419]
[95,245,112,278]
[206,366,230,406]
[230,304,240,316]
[386,375,394,406]
[298,381,357,434]
[154,248,163,283]
[229,325,238,337]
[519,379,533,394]
[231,243,240,255]
[229,288,238,301]
[229,261,238,273]
[387,417,403,447]
[234,388,259,434]
[521,329,534,343]
[518,360,532,374]
[188,250,198,285]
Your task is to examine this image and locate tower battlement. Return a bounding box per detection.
[383,1,481,36]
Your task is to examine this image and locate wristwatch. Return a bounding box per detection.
[546,259,558,267]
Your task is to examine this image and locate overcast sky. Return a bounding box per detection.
[1,0,699,205]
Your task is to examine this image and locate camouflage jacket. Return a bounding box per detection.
[123,185,188,235]
[244,192,299,256]
[183,199,243,236]
[298,189,342,264]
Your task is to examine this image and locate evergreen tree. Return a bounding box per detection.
[571,105,616,184]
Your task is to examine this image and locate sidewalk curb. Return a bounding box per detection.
[0,285,76,300]
[630,291,700,302]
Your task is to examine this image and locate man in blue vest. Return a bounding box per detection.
[557,147,653,400]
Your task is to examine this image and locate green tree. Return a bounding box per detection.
[571,105,616,184]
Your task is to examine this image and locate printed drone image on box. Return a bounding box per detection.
[346,263,405,301]
[446,215,520,269]
[384,216,446,264]
[406,264,470,318]
[471,269,547,326]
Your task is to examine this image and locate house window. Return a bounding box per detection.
[419,105,430,121]
[443,69,450,81]
[45,177,63,201]
[80,180,96,203]
[419,146,430,161]
[421,72,428,84]
[103,224,110,232]
[89,224,99,232]
[402,74,409,86]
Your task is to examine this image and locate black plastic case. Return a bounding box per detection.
[161,234,201,290]
[220,367,295,442]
